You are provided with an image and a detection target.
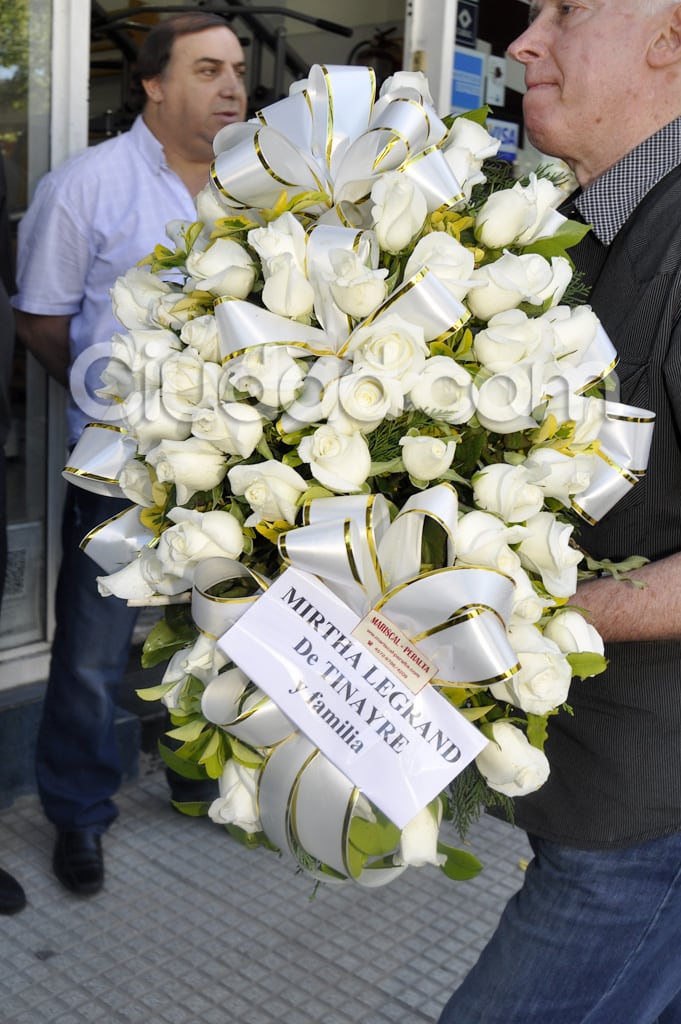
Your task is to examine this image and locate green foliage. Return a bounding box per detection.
[171,800,213,817]
[447,762,514,838]
[157,740,212,782]
[567,652,608,680]
[525,712,552,750]
[438,842,483,881]
[141,606,197,669]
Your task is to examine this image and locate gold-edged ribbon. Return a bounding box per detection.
[62,423,137,499]
[209,63,462,227]
[196,485,517,884]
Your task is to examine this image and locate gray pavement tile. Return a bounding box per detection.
[0,761,530,1024]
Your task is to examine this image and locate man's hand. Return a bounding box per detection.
[15,310,71,387]
[569,551,681,642]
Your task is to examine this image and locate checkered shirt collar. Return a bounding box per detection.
[574,117,681,245]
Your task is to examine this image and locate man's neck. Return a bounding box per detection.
[142,111,211,198]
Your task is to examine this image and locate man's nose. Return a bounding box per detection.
[507,22,545,64]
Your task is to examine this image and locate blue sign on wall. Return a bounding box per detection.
[451,47,485,114]
[487,118,520,163]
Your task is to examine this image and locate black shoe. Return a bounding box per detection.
[0,866,26,914]
[53,830,104,896]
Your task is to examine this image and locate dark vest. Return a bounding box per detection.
[513,164,681,847]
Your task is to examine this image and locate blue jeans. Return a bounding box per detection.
[438,832,681,1024]
[36,485,138,833]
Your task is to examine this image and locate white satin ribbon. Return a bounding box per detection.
[63,423,137,498]
[80,504,155,574]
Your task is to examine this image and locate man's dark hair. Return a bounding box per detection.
[128,12,233,113]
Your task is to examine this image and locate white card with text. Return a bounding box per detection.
[219,567,487,828]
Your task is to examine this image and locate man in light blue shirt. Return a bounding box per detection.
[12,11,247,896]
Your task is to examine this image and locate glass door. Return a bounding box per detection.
[0,0,51,654]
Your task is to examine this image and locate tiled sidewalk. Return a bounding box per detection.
[0,760,530,1024]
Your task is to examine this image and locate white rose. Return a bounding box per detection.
[475,188,537,250]
[544,393,607,443]
[445,117,501,162]
[370,171,427,254]
[191,401,263,457]
[394,802,445,868]
[208,760,261,833]
[476,720,550,797]
[195,183,236,230]
[323,369,404,433]
[249,210,306,270]
[473,463,544,522]
[249,212,314,317]
[328,248,388,319]
[180,314,221,364]
[408,355,478,424]
[118,459,155,508]
[442,119,500,204]
[228,460,307,525]
[152,292,198,331]
[473,308,554,373]
[119,390,193,454]
[467,252,573,322]
[455,510,528,574]
[546,304,600,362]
[163,633,224,691]
[98,328,183,400]
[111,268,174,330]
[400,435,456,481]
[403,233,477,302]
[279,355,350,431]
[508,566,555,625]
[164,218,195,250]
[146,437,227,504]
[514,174,567,246]
[524,448,594,506]
[97,547,189,600]
[155,507,244,582]
[490,622,572,715]
[160,350,221,420]
[379,70,434,106]
[344,313,429,391]
[441,146,485,206]
[227,345,305,411]
[298,425,371,493]
[474,363,540,434]
[261,253,315,318]
[543,608,605,658]
[518,511,583,599]
[475,174,565,250]
[185,237,257,298]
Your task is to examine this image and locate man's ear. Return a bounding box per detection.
[648,5,681,67]
[141,76,164,104]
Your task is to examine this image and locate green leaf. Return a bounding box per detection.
[166,716,209,742]
[198,729,227,778]
[135,680,178,702]
[567,651,608,679]
[346,841,368,879]
[348,814,401,857]
[228,736,265,769]
[170,800,212,817]
[521,220,591,259]
[141,616,197,669]
[157,740,211,781]
[525,712,551,749]
[225,823,279,851]
[437,842,483,880]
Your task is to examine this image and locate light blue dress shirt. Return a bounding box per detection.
[13,116,197,445]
